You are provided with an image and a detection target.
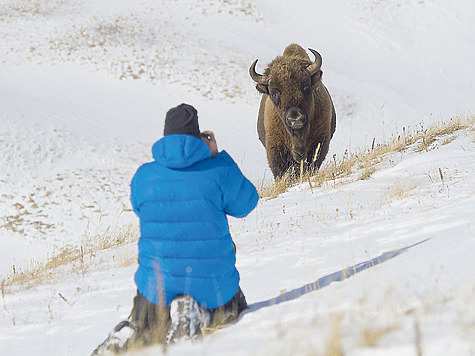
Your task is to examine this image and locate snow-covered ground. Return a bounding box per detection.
[0,0,474,355]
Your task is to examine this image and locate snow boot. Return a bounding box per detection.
[165,295,210,344]
[91,320,139,355]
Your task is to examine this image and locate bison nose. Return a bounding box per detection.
[285,111,307,129]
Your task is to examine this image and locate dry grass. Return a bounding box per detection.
[1,1,258,103]
[325,316,345,356]
[0,0,63,16]
[358,162,377,181]
[258,171,295,199]
[414,319,423,356]
[359,326,393,347]
[2,116,472,295]
[258,116,474,199]
[1,224,139,294]
[384,179,419,202]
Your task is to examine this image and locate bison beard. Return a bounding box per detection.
[249,43,336,179]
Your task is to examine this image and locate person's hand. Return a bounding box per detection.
[201,130,218,156]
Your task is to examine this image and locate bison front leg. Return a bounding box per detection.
[306,138,329,173]
[266,145,295,179]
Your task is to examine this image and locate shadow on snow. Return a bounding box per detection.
[245,238,430,314]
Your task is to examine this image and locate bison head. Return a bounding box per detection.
[249,48,323,162]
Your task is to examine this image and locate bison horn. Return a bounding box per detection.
[249,59,266,84]
[306,48,322,76]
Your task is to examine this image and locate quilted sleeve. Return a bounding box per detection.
[219,152,259,218]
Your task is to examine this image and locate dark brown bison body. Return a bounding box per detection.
[250,44,336,179]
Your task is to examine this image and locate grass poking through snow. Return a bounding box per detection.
[1,224,139,294]
[3,115,473,294]
[258,115,473,199]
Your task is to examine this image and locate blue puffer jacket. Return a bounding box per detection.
[130,134,259,309]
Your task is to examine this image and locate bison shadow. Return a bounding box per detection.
[244,238,430,315]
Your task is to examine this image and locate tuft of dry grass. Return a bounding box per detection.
[359,326,393,347]
[384,179,418,202]
[414,319,423,356]
[1,224,139,294]
[257,171,294,199]
[258,116,474,199]
[358,162,377,181]
[325,315,344,356]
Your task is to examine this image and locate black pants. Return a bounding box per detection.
[129,288,248,344]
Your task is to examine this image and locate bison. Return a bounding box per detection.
[249,43,336,179]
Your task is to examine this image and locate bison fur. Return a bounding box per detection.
[249,43,336,179]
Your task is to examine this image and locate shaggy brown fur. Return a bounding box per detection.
[250,44,336,178]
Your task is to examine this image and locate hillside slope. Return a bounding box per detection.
[0,0,474,355]
[1,126,473,355]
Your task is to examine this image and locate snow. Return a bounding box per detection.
[0,0,474,355]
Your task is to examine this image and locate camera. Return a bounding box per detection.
[200,132,211,141]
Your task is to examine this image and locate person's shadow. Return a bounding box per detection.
[245,238,430,314]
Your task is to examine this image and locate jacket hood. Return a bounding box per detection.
[152,134,211,169]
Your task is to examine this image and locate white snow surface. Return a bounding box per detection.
[0,0,474,355]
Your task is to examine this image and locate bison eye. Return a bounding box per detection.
[302,83,311,95]
[270,91,281,105]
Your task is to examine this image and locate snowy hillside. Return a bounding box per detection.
[1,0,474,355]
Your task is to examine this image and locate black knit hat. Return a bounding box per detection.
[163,103,200,138]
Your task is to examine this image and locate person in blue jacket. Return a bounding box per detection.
[93,103,259,355]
